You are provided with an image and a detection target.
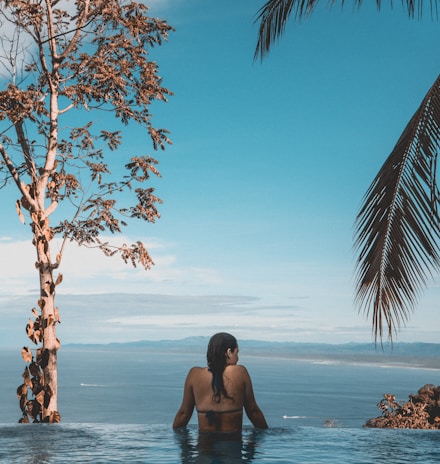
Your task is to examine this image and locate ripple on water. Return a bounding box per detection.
[0,424,439,464]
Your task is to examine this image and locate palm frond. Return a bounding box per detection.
[354,75,440,341]
[254,0,318,62]
[254,0,439,61]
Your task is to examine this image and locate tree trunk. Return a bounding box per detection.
[34,214,59,422]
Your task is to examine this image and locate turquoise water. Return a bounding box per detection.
[1,423,440,463]
[1,346,440,462]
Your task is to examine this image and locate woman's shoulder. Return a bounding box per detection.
[187,366,208,377]
[225,364,250,376]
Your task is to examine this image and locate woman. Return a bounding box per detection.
[173,332,268,432]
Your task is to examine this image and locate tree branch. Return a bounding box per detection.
[0,142,36,210]
[14,120,37,181]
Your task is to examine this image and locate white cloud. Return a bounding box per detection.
[0,235,222,296]
[0,236,437,347]
[0,291,373,347]
[57,237,223,294]
[0,284,437,349]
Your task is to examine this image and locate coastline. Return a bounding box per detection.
[59,338,440,371]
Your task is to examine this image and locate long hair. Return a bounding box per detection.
[206,332,238,403]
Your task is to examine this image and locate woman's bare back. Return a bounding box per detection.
[192,365,245,432]
[173,363,268,432]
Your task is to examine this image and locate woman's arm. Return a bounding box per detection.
[242,367,269,429]
[173,369,196,428]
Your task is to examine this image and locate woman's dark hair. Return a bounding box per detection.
[206,332,238,403]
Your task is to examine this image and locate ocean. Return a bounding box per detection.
[0,343,439,463]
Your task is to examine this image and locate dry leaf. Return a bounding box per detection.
[35,389,45,406]
[21,347,33,363]
[19,396,27,411]
[39,349,49,369]
[44,391,51,408]
[16,384,27,398]
[22,368,32,387]
[15,200,25,224]
[29,362,41,378]
[55,274,63,286]
[28,399,40,419]
[50,411,61,423]
[33,329,41,343]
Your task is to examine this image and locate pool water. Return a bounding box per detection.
[1,423,439,463]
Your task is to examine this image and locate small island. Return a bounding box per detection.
[365,384,440,429]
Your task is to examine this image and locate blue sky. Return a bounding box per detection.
[1,0,440,347]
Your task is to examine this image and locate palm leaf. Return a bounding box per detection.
[354,75,440,341]
[254,0,439,61]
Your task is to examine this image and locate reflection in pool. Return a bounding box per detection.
[1,423,440,463]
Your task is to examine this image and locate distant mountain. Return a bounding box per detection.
[64,337,440,369]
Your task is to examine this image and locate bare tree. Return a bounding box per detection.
[0,0,173,422]
[253,0,440,342]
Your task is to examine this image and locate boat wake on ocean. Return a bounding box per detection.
[282,415,308,419]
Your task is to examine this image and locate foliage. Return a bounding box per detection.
[253,0,440,341]
[0,0,173,422]
[253,0,439,61]
[365,385,440,429]
[354,76,440,340]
